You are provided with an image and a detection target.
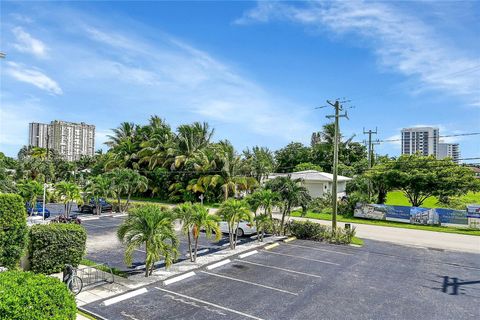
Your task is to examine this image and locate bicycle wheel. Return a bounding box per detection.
[67,276,83,295]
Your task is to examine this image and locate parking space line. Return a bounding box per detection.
[238,250,258,258]
[164,271,196,285]
[234,259,322,278]
[154,287,265,320]
[261,250,340,265]
[264,243,279,250]
[201,271,298,296]
[283,237,297,243]
[103,288,148,306]
[282,242,353,255]
[206,259,231,270]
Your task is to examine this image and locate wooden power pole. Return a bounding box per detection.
[326,99,349,232]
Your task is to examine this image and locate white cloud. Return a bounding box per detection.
[5,62,62,95]
[236,1,480,106]
[12,26,48,58]
[75,24,314,141]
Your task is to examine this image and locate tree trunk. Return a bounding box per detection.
[117,195,121,213]
[234,221,240,249]
[126,193,131,213]
[187,230,193,262]
[280,205,288,236]
[144,243,149,277]
[228,223,234,249]
[193,236,199,262]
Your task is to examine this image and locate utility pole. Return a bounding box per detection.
[363,128,378,169]
[325,99,349,232]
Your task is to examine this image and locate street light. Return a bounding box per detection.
[42,183,48,220]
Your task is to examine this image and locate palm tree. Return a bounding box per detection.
[173,202,195,262]
[30,147,48,160]
[254,189,279,220]
[173,122,214,169]
[107,168,148,212]
[191,204,221,261]
[17,180,43,212]
[217,199,252,249]
[117,204,179,277]
[55,181,83,217]
[266,176,311,235]
[254,214,270,242]
[105,122,136,148]
[85,175,111,215]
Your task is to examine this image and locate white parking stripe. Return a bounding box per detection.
[201,271,298,296]
[261,250,340,265]
[206,259,231,270]
[282,242,352,255]
[154,287,265,320]
[103,288,148,306]
[238,250,258,258]
[234,259,322,278]
[164,271,196,285]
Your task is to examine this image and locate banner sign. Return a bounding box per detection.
[354,203,472,226]
[467,205,480,219]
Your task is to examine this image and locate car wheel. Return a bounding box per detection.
[236,228,244,237]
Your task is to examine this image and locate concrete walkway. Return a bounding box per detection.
[278,214,480,254]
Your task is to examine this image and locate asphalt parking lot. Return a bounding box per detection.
[83,239,480,320]
[82,215,261,273]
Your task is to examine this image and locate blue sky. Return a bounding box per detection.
[1,1,479,162]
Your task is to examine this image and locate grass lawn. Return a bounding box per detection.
[290,211,480,236]
[350,237,364,246]
[385,191,480,208]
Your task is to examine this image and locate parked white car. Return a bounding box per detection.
[219,221,257,237]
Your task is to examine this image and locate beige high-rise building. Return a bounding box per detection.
[401,127,439,157]
[28,120,95,161]
[438,142,460,163]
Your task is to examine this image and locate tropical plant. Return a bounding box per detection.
[55,181,83,217]
[17,180,43,212]
[117,204,179,277]
[190,204,221,261]
[105,122,137,148]
[266,176,311,235]
[217,199,252,249]
[173,202,195,262]
[84,174,111,215]
[254,214,271,242]
[107,168,148,212]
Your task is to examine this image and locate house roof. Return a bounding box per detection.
[268,170,352,182]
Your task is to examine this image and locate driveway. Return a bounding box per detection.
[82,239,480,320]
[278,214,480,254]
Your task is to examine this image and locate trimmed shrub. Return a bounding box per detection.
[29,223,87,274]
[0,193,28,269]
[287,220,356,244]
[0,271,76,320]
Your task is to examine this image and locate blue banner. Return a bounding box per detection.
[354,203,472,226]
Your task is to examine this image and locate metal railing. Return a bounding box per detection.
[76,263,115,288]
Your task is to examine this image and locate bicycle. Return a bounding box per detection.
[63,264,83,295]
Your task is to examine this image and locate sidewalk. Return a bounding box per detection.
[278,214,480,254]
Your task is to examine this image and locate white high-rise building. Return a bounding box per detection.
[438,142,460,163]
[401,127,439,157]
[28,120,95,161]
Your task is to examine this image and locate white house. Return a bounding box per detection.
[265,170,352,199]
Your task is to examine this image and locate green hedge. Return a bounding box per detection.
[29,223,87,274]
[0,271,76,320]
[0,193,28,269]
[287,220,356,244]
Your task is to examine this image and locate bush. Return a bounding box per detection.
[307,195,332,213]
[287,220,356,244]
[0,193,28,269]
[0,271,76,320]
[29,223,87,274]
[51,215,82,224]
